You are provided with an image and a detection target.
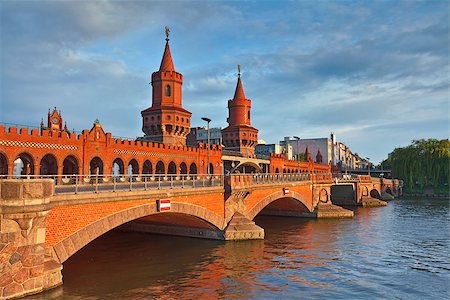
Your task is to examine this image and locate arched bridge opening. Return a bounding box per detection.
[330,184,356,206]
[48,202,224,264]
[247,191,314,221]
[119,212,223,240]
[257,197,312,218]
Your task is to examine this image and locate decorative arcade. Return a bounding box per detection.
[0,28,400,299]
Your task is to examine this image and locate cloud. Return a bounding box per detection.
[0,0,448,164]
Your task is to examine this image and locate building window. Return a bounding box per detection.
[248,111,250,120]
[165,85,171,96]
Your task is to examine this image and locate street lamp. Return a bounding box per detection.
[366,157,371,176]
[293,136,300,174]
[201,117,211,175]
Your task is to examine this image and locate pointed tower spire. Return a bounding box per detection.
[222,65,258,157]
[305,146,312,162]
[316,148,323,164]
[141,26,191,146]
[233,64,246,100]
[159,26,175,71]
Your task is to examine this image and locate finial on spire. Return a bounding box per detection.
[165,26,170,41]
[238,64,241,77]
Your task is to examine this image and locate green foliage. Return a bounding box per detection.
[382,139,450,194]
[297,153,306,162]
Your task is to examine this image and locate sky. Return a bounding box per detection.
[0,0,448,164]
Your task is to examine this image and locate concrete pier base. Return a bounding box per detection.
[223,212,264,240]
[381,192,395,201]
[315,202,354,218]
[361,197,387,207]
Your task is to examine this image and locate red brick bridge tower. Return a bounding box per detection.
[141,27,192,146]
[221,66,258,157]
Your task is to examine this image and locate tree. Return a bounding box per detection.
[382,139,450,193]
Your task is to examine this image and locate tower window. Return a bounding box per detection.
[248,111,250,120]
[165,85,171,96]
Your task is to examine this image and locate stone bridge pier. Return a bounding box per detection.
[222,174,353,240]
[0,180,62,299]
[330,176,387,207]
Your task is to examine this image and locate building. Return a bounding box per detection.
[187,127,222,147]
[140,28,192,146]
[221,68,258,157]
[255,143,293,160]
[281,133,336,164]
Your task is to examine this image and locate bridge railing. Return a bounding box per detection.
[332,173,359,182]
[311,173,333,183]
[227,173,312,188]
[0,174,224,195]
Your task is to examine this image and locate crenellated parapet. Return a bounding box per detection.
[0,121,223,178]
[269,153,331,174]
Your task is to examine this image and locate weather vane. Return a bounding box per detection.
[165,26,170,40]
[238,64,241,77]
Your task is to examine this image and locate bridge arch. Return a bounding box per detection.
[0,152,8,175]
[127,159,139,175]
[63,155,79,175]
[51,202,224,264]
[155,160,165,174]
[142,160,152,174]
[168,161,177,175]
[40,153,58,176]
[112,158,125,175]
[89,156,104,175]
[247,190,313,220]
[14,152,34,176]
[189,163,197,175]
[180,162,188,175]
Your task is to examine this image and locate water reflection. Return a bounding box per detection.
[26,198,450,299]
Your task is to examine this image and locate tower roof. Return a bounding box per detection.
[159,40,175,71]
[233,76,246,100]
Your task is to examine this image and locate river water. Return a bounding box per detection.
[29,198,449,299]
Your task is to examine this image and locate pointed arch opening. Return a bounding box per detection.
[127,159,139,176]
[189,163,197,175]
[142,160,152,175]
[63,155,79,175]
[0,152,8,176]
[89,157,104,175]
[165,85,171,97]
[168,161,177,175]
[180,162,188,175]
[14,153,34,177]
[40,154,58,176]
[155,161,165,174]
[112,158,125,177]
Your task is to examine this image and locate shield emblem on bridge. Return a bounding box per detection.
[157,199,171,212]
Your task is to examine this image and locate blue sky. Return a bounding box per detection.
[0,0,448,163]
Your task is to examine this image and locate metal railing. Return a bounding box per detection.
[332,173,359,181]
[0,174,224,195]
[251,173,311,184]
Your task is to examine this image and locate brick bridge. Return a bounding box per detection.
[0,28,399,299]
[0,173,392,299]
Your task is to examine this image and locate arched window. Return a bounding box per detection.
[165,85,171,96]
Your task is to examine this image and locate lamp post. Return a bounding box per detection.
[201,117,211,175]
[293,136,300,174]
